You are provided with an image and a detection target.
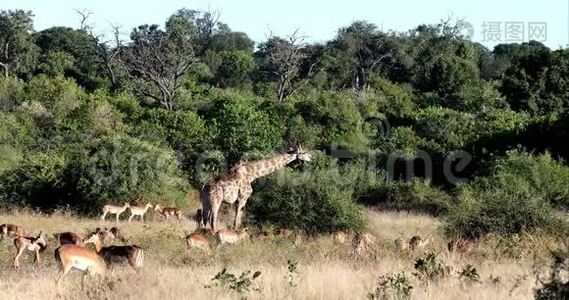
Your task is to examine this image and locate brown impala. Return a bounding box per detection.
[13,231,47,269]
[83,231,144,271]
[0,223,26,239]
[154,204,183,221]
[186,232,212,255]
[54,232,83,246]
[100,202,130,223]
[216,228,249,246]
[54,243,106,286]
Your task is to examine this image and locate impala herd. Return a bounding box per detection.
[0,201,470,291]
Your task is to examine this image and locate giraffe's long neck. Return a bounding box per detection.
[242,153,297,182]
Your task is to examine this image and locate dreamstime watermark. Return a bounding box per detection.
[84,115,473,190]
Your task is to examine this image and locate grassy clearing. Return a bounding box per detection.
[0,209,561,299]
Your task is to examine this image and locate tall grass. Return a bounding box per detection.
[0,209,561,299]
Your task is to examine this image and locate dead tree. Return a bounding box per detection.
[118,24,197,110]
[261,30,318,102]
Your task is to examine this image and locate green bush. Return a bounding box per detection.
[294,90,369,151]
[492,150,569,210]
[358,178,453,216]
[205,92,285,164]
[445,149,569,238]
[69,135,188,212]
[247,155,365,233]
[0,135,188,213]
[445,174,562,238]
[0,151,68,208]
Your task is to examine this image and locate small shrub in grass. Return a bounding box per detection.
[458,264,480,284]
[205,268,262,293]
[413,252,450,283]
[367,272,413,300]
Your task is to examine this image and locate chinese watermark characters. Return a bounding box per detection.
[481,21,547,42]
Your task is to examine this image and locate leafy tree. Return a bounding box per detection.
[499,41,552,114]
[325,21,394,92]
[430,55,479,95]
[206,92,284,164]
[208,31,254,53]
[215,50,256,88]
[34,27,104,89]
[0,10,37,78]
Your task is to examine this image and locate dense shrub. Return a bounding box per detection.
[204,93,285,164]
[0,135,188,213]
[0,151,68,209]
[247,155,365,233]
[69,135,188,212]
[445,150,569,237]
[491,150,569,210]
[445,173,562,238]
[294,91,369,151]
[358,178,453,216]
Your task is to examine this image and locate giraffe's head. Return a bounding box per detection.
[293,144,312,162]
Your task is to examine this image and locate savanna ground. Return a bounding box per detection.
[0,208,562,300]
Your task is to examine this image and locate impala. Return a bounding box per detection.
[0,223,26,239]
[13,231,47,269]
[409,235,433,251]
[54,244,106,286]
[394,237,408,251]
[94,226,124,242]
[83,232,144,271]
[186,232,211,255]
[109,226,125,242]
[352,232,367,255]
[352,231,375,255]
[216,228,249,246]
[54,232,83,246]
[447,238,473,254]
[154,204,183,221]
[193,227,215,237]
[128,203,153,222]
[279,228,294,237]
[333,230,348,244]
[100,202,130,223]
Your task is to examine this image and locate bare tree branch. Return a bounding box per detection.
[117,24,197,109]
[75,9,93,31]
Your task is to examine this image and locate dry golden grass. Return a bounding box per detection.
[0,208,561,299]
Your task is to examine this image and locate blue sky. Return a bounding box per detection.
[3,0,568,49]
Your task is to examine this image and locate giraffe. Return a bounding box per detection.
[201,144,312,232]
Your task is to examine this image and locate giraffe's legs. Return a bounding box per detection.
[200,186,212,229]
[234,185,252,229]
[210,201,221,233]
